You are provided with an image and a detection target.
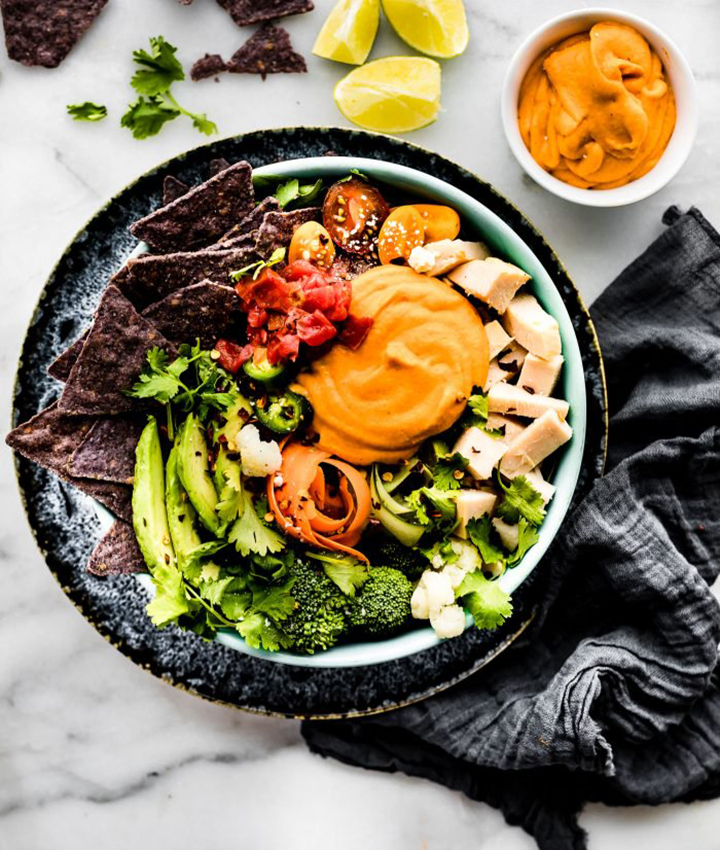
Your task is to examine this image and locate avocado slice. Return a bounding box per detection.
[213,394,253,451]
[165,444,202,574]
[177,413,221,535]
[132,416,175,573]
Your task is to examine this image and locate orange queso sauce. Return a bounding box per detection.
[518,21,676,190]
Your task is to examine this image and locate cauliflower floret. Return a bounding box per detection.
[408,245,435,274]
[430,604,466,639]
[421,570,455,611]
[442,563,469,591]
[237,424,282,477]
[411,583,430,620]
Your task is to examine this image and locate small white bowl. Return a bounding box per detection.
[501,7,699,207]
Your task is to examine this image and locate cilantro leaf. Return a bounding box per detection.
[507,518,539,567]
[307,552,369,596]
[466,516,505,566]
[146,558,189,627]
[131,35,184,96]
[220,577,252,620]
[236,611,292,651]
[181,540,228,581]
[496,475,546,526]
[251,579,297,622]
[126,348,190,403]
[230,247,286,282]
[215,450,244,525]
[433,451,469,491]
[407,486,457,530]
[457,569,513,631]
[190,112,218,136]
[274,178,324,209]
[67,102,107,122]
[229,492,285,557]
[418,535,460,566]
[121,95,180,139]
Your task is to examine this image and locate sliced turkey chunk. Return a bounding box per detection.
[525,467,556,504]
[455,489,497,539]
[499,410,572,478]
[518,353,564,396]
[488,383,569,420]
[453,427,507,480]
[484,320,513,360]
[447,258,530,314]
[492,517,520,551]
[483,340,527,390]
[502,293,562,359]
[486,412,527,443]
[408,239,489,276]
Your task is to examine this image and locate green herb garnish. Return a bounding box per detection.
[67,102,107,122]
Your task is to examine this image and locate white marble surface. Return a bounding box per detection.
[2,0,720,847]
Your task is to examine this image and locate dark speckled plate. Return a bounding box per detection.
[11,128,607,719]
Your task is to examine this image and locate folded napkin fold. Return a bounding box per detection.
[302,207,720,850]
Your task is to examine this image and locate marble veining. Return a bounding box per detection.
[2,0,720,847]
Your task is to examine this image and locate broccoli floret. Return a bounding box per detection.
[349,567,413,638]
[283,559,349,654]
[371,539,426,581]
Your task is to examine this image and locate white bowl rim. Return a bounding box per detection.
[500,6,699,208]
[122,155,588,668]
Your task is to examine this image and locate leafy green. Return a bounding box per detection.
[418,535,460,566]
[215,449,244,525]
[130,35,184,96]
[127,344,240,422]
[122,36,217,140]
[230,247,286,282]
[306,552,369,597]
[507,518,539,567]
[466,516,505,566]
[432,451,469,491]
[275,178,324,209]
[339,169,369,182]
[496,475,546,526]
[236,611,293,651]
[228,492,285,557]
[461,389,489,428]
[67,102,107,122]
[181,540,228,582]
[146,562,189,626]
[407,486,457,530]
[457,569,513,631]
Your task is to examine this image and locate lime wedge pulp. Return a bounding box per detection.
[333,56,442,133]
[381,0,469,59]
[313,0,381,65]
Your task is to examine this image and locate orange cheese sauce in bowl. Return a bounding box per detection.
[518,21,676,190]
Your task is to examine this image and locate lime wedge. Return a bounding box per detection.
[334,56,442,133]
[381,0,469,59]
[313,0,380,65]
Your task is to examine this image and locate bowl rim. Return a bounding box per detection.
[129,154,588,668]
[500,6,699,207]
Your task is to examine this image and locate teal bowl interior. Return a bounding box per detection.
[129,156,587,668]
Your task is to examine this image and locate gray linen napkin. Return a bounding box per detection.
[302,207,720,850]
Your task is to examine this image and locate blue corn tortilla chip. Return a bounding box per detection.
[228,23,307,79]
[48,331,87,382]
[191,53,227,81]
[209,157,231,177]
[216,0,313,27]
[212,195,280,247]
[1,0,109,68]
[87,520,145,576]
[113,245,259,311]
[130,161,255,252]
[68,414,145,484]
[6,401,132,521]
[58,285,177,416]
[254,207,320,258]
[142,280,242,349]
[163,175,190,206]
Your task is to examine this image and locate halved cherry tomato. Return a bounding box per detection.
[412,204,461,242]
[377,205,425,265]
[322,177,390,255]
[288,221,336,270]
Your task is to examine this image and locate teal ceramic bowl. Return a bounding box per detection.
[129,155,587,669]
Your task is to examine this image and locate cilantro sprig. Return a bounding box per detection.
[121,36,217,140]
[230,247,286,282]
[67,102,107,122]
[457,569,513,631]
[496,475,547,526]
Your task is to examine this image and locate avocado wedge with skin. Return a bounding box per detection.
[132,416,176,573]
[177,413,221,535]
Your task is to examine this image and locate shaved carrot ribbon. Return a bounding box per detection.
[267,441,371,563]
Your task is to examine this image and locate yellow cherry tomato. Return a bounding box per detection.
[412,204,461,242]
[378,205,425,265]
[288,221,337,270]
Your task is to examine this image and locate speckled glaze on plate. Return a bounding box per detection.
[11,127,608,719]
